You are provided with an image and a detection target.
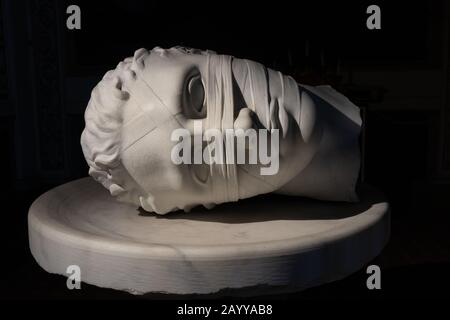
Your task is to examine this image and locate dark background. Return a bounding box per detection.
[0,0,449,300]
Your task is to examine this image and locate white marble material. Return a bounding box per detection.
[81,46,362,214]
[29,178,389,295]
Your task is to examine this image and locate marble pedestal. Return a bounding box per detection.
[28,178,389,296]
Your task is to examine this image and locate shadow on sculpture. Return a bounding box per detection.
[138,185,382,223]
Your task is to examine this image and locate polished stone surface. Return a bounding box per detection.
[28,178,389,295]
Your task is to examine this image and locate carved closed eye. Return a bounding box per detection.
[186,74,206,118]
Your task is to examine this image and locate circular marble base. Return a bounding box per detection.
[28,178,389,295]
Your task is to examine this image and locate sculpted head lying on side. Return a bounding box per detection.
[81,46,362,214]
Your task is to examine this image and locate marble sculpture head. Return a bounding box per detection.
[81,46,362,214]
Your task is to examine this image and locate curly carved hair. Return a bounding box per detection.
[80,47,152,198]
[81,46,209,200]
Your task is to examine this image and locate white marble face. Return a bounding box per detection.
[115,48,218,213]
[81,46,362,214]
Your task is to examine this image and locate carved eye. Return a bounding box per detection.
[187,74,205,118]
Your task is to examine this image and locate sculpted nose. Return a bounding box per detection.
[234,107,254,131]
